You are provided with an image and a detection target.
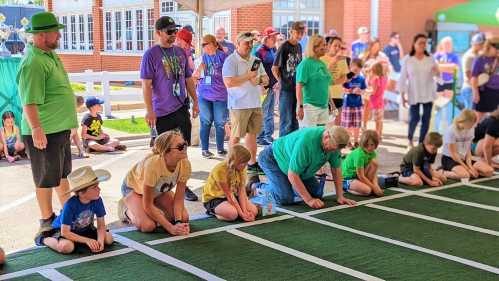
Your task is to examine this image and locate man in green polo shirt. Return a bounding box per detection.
[17,12,77,240]
[253,125,356,208]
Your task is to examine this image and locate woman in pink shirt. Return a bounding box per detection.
[368,62,388,139]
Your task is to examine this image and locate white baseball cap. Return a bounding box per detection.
[357,26,369,35]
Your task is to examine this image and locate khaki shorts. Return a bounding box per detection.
[302,104,329,127]
[230,108,263,138]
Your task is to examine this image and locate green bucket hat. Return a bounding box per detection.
[26,12,64,34]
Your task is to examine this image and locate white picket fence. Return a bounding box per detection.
[68,69,141,118]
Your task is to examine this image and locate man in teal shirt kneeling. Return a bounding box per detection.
[254,125,356,209]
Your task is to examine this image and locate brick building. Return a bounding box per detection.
[45,0,498,73]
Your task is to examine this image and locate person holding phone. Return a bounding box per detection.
[222,32,269,175]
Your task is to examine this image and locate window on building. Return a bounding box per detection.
[62,16,68,49]
[70,15,76,50]
[115,11,122,50]
[78,15,85,50]
[136,10,144,51]
[87,14,93,50]
[125,10,133,51]
[147,8,155,48]
[161,0,176,13]
[273,0,323,38]
[105,12,112,51]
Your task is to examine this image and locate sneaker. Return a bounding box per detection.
[202,150,214,159]
[217,150,228,157]
[117,198,130,224]
[184,187,199,201]
[245,175,260,197]
[35,213,55,243]
[247,162,264,175]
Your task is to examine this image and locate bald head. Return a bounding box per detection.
[215,27,226,41]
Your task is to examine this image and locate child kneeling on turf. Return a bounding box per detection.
[202,144,258,222]
[442,109,494,180]
[81,96,125,153]
[341,130,383,196]
[37,166,114,254]
[399,132,447,187]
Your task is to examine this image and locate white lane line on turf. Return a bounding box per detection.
[366,204,499,237]
[465,183,499,192]
[0,248,134,280]
[277,207,499,275]
[415,193,499,212]
[306,192,412,216]
[113,234,225,281]
[38,269,73,281]
[228,229,385,281]
[147,214,293,245]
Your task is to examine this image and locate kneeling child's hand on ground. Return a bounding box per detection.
[86,239,101,253]
[306,198,325,209]
[337,196,356,206]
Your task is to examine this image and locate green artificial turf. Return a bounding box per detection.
[152,232,357,281]
[430,186,499,207]
[3,243,124,274]
[375,195,499,231]
[314,206,499,267]
[477,178,499,188]
[59,251,199,281]
[241,217,499,281]
[281,188,400,213]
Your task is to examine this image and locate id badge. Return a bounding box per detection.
[173,83,180,96]
[205,76,212,85]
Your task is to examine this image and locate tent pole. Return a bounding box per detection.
[196,0,204,53]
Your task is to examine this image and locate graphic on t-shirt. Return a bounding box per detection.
[74,209,94,230]
[88,119,102,137]
[156,168,180,193]
[162,55,183,80]
[285,53,300,79]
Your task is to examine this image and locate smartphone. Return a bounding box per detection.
[346,72,355,80]
[251,59,261,72]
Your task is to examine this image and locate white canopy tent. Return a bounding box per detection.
[175,0,273,49]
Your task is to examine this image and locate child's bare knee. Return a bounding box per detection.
[139,221,157,233]
[413,178,423,186]
[105,233,114,245]
[58,241,74,254]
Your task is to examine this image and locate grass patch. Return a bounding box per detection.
[103,117,150,134]
[71,83,125,93]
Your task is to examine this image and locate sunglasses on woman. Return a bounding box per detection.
[170,142,188,151]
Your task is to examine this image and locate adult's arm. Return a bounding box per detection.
[223,71,256,88]
[288,171,324,209]
[142,185,186,235]
[483,135,497,167]
[186,77,199,118]
[23,105,47,149]
[142,79,156,127]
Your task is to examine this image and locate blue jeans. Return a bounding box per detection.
[198,96,227,152]
[258,88,275,142]
[408,102,433,144]
[279,89,299,137]
[458,87,473,110]
[256,146,323,205]
[434,101,460,134]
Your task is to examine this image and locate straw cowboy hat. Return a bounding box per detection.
[66,166,111,194]
[26,12,65,34]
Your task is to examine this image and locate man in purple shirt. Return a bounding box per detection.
[140,16,199,201]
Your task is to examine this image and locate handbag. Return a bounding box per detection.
[477,57,497,87]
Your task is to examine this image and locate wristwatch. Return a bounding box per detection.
[299,104,303,108]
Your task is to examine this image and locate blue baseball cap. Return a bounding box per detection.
[85,96,104,108]
[471,33,485,45]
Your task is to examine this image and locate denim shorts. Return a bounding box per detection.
[342,177,357,191]
[121,180,134,197]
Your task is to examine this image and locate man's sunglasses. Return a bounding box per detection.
[162,28,178,35]
[170,142,188,151]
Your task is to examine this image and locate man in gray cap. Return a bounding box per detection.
[461,33,486,110]
[17,12,78,238]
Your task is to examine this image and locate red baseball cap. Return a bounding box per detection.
[176,28,193,46]
[262,26,278,37]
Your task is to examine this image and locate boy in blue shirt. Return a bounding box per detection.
[36,166,114,254]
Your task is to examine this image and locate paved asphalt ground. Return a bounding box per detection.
[0,116,413,253]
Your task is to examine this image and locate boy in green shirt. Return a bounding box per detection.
[342,130,383,196]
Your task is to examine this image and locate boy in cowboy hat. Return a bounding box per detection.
[35,166,114,254]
